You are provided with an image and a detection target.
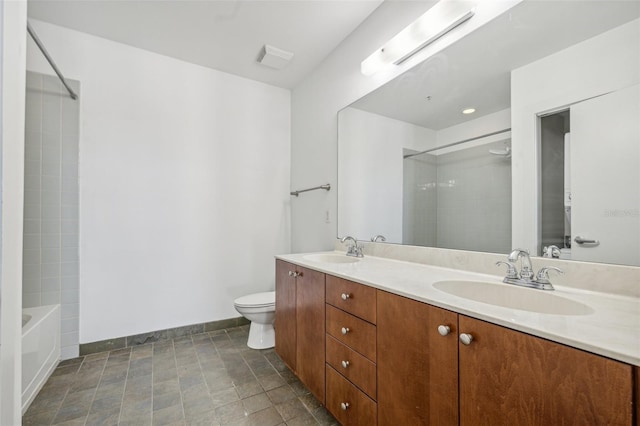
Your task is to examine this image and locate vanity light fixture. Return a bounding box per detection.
[361,0,476,76]
[462,108,476,114]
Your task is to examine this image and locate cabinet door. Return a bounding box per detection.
[377,290,459,426]
[275,260,296,371]
[296,266,326,404]
[459,315,633,425]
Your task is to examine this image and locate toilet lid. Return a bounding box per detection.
[234,291,275,308]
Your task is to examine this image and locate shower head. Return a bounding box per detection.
[489,145,511,158]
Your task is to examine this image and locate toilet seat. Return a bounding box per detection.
[234,291,275,308]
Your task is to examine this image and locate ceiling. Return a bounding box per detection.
[350,0,640,130]
[27,0,384,89]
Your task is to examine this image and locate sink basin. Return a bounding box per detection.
[303,254,361,264]
[433,280,593,316]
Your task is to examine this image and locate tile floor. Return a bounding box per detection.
[22,325,339,426]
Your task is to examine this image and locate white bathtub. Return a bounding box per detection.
[22,304,60,414]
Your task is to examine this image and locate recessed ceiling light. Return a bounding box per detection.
[462,108,476,114]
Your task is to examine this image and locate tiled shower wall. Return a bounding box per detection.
[23,71,80,360]
[403,140,512,254]
[403,151,437,247]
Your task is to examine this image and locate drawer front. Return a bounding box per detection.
[326,305,376,362]
[326,275,377,324]
[326,335,377,400]
[326,365,377,426]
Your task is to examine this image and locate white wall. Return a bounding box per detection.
[291,0,521,252]
[511,18,640,254]
[337,107,434,243]
[27,20,291,343]
[1,0,27,423]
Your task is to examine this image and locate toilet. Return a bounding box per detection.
[233,291,276,349]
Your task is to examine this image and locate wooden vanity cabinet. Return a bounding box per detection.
[377,290,459,426]
[275,260,326,404]
[325,277,378,425]
[458,315,634,425]
[278,263,636,425]
[275,260,297,370]
[377,290,634,426]
[636,367,640,423]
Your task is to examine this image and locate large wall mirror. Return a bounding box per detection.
[338,0,639,266]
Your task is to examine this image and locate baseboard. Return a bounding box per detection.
[79,316,250,356]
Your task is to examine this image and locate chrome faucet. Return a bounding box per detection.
[340,236,363,258]
[507,248,535,280]
[496,248,563,290]
[543,245,561,258]
[371,235,386,242]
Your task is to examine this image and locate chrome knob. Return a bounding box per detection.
[459,333,474,346]
[341,360,350,369]
[288,271,294,277]
[341,293,351,301]
[340,402,350,411]
[341,327,350,335]
[437,325,451,336]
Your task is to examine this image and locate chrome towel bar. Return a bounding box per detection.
[290,184,331,197]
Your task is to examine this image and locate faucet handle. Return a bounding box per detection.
[496,261,518,279]
[535,266,564,284]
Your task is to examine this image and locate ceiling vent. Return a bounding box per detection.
[257,44,294,70]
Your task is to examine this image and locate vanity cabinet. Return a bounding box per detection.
[276,261,636,425]
[274,260,326,404]
[377,290,459,425]
[377,289,634,425]
[325,276,378,425]
[458,315,633,425]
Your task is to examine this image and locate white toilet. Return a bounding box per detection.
[233,291,276,349]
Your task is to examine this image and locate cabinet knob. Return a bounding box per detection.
[340,402,350,411]
[288,271,294,277]
[297,271,303,277]
[341,293,351,301]
[459,333,474,345]
[437,325,451,336]
[341,327,350,335]
[341,360,350,369]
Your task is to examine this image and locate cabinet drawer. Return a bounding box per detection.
[326,305,376,362]
[326,275,377,324]
[326,335,376,400]
[326,365,377,426]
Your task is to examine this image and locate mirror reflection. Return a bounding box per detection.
[338,0,639,266]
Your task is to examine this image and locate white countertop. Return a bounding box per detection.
[276,251,640,366]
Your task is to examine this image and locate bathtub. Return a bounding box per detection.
[22,304,60,414]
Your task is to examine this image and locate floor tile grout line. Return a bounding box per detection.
[85,350,130,426]
[45,365,77,426]
[115,346,138,425]
[171,337,188,424]
[192,331,220,421]
[70,353,110,426]
[49,355,86,426]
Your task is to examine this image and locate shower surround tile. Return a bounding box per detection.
[24,71,80,359]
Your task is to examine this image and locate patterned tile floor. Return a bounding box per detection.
[22,325,339,426]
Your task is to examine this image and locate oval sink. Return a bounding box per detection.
[303,254,361,264]
[433,280,593,316]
